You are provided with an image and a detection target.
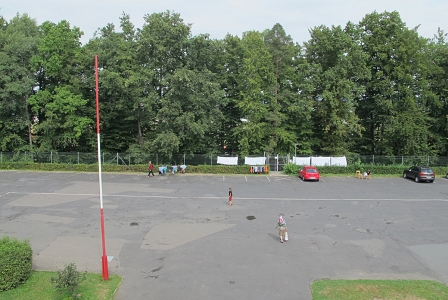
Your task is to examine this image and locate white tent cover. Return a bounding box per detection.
[293,157,311,165]
[330,156,347,166]
[311,157,331,166]
[217,156,238,165]
[310,156,347,166]
[244,157,266,165]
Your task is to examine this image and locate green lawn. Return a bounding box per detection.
[311,279,448,300]
[0,271,122,300]
[4,275,447,299]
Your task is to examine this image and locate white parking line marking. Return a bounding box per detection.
[4,192,448,202]
[245,176,247,182]
[266,176,270,182]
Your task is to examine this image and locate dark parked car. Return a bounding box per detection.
[403,166,435,183]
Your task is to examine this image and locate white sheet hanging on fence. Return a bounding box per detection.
[244,157,266,165]
[330,156,347,166]
[311,157,331,166]
[217,156,238,165]
[293,157,311,165]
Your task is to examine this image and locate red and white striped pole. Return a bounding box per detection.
[95,54,108,280]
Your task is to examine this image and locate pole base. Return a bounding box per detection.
[102,255,109,280]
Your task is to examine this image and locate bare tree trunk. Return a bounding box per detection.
[137,110,143,145]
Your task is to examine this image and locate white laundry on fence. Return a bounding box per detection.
[217,156,238,165]
[244,157,266,165]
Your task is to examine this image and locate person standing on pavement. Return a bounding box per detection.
[276,215,287,243]
[228,188,233,206]
[147,161,155,177]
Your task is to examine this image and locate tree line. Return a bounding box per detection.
[1,10,447,162]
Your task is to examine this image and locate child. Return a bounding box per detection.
[147,161,155,177]
[228,188,233,206]
[276,215,287,243]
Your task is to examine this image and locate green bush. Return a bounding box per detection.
[0,162,255,174]
[1,162,446,176]
[0,236,33,291]
[50,262,87,299]
[0,163,137,173]
[283,163,300,175]
[185,164,252,174]
[283,163,448,176]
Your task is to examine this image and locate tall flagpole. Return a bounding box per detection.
[95,54,108,280]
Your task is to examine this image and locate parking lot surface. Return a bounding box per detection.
[1,171,448,299]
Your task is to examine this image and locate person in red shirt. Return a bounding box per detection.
[228,188,233,206]
[147,161,155,177]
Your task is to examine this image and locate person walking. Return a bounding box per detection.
[228,188,233,206]
[276,215,287,243]
[147,161,155,177]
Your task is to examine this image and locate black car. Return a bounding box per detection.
[403,166,435,183]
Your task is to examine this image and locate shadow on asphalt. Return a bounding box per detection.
[268,233,281,242]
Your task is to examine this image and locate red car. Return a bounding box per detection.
[298,166,320,181]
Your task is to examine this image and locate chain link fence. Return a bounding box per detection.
[345,154,448,167]
[1,152,448,168]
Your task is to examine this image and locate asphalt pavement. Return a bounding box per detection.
[1,170,448,299]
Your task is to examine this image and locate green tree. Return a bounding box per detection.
[233,30,276,155]
[31,20,83,92]
[357,11,434,155]
[0,14,39,151]
[154,68,225,161]
[183,34,229,154]
[133,11,191,157]
[426,29,448,155]
[185,33,219,72]
[28,19,92,151]
[84,14,157,153]
[137,11,191,99]
[263,23,305,154]
[285,47,315,155]
[304,23,369,155]
[216,34,244,154]
[28,86,93,151]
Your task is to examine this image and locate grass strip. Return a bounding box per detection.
[311,279,448,300]
[0,271,122,300]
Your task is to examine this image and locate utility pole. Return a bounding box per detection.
[294,144,298,164]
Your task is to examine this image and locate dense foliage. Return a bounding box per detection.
[1,11,447,157]
[0,236,33,291]
[1,162,446,176]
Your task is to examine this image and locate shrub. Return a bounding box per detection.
[282,163,448,176]
[186,164,251,174]
[50,262,87,298]
[283,163,300,175]
[1,162,446,177]
[0,236,33,291]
